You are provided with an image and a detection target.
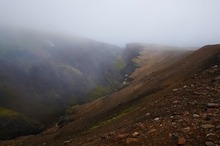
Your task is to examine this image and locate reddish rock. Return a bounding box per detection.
[177,137,186,145]
[183,117,190,124]
[183,111,190,116]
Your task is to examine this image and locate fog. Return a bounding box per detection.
[0,0,220,47]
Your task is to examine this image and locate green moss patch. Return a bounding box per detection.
[115,56,126,71]
[90,105,138,130]
[0,108,19,117]
[89,86,112,99]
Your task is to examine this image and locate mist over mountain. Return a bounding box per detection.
[0,28,141,139]
[0,0,219,144]
[0,0,220,47]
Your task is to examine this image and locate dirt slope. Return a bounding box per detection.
[1,44,220,146]
[68,44,220,146]
[78,54,220,146]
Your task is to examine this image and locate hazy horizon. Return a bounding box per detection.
[0,0,220,47]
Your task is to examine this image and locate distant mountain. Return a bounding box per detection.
[0,29,140,139]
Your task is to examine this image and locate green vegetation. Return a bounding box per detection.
[57,105,78,127]
[58,64,82,76]
[90,105,138,130]
[0,108,19,117]
[115,55,126,71]
[89,86,112,99]
[0,108,43,140]
[65,105,78,116]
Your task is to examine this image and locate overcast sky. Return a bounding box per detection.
[0,0,220,47]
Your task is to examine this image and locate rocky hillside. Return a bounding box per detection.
[1,44,219,145]
[71,44,220,146]
[84,56,220,146]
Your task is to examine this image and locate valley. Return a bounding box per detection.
[0,30,219,146]
[0,29,139,140]
[0,1,219,145]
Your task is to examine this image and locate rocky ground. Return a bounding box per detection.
[69,64,220,146]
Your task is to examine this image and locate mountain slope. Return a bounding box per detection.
[80,45,220,146]
[0,29,139,139]
[0,44,195,145]
[1,43,219,145]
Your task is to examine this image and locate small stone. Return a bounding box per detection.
[116,133,128,139]
[207,103,219,108]
[154,117,160,121]
[64,140,72,145]
[125,138,138,144]
[147,129,156,134]
[171,122,176,125]
[173,100,179,104]
[146,113,150,116]
[184,111,190,116]
[201,124,215,129]
[206,133,217,138]
[173,89,178,92]
[132,131,139,137]
[205,141,214,146]
[183,85,187,88]
[182,127,191,133]
[177,137,186,145]
[193,114,200,118]
[212,65,218,68]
